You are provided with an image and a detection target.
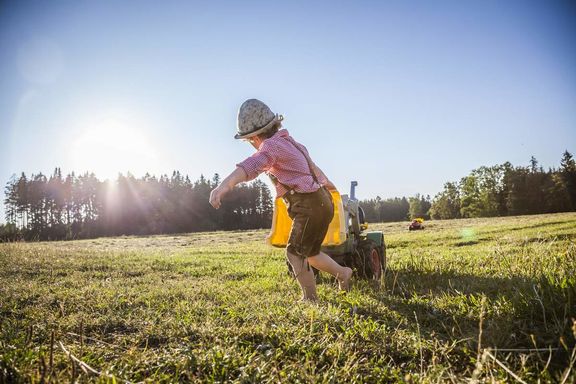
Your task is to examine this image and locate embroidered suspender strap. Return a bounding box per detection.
[283,137,320,185]
[267,137,321,193]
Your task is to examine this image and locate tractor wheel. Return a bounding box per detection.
[380,241,387,273]
[357,239,383,280]
[358,206,366,224]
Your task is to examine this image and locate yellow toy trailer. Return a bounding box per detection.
[268,181,386,281]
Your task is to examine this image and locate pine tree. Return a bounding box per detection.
[408,194,431,220]
[3,175,18,224]
[560,151,576,208]
[15,173,29,229]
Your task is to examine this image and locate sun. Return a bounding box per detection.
[69,115,160,180]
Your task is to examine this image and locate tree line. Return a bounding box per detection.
[2,151,575,241]
[1,170,273,241]
[359,151,576,222]
[428,151,576,219]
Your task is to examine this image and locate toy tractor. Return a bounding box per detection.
[408,218,425,231]
[268,181,386,281]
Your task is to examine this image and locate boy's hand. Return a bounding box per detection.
[209,185,227,209]
[208,167,247,209]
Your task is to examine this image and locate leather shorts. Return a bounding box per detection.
[283,187,334,258]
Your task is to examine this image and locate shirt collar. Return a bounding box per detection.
[258,129,289,149]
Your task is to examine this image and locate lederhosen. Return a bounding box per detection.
[270,138,334,258]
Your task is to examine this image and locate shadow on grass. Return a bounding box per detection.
[504,220,570,232]
[354,268,576,373]
[453,240,479,247]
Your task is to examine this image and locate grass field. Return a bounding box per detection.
[1,213,575,383]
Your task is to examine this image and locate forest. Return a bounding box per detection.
[1,171,273,241]
[2,151,575,241]
[360,151,576,222]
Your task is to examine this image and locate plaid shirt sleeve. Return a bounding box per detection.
[236,145,277,181]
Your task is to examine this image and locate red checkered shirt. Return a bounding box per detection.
[236,129,328,197]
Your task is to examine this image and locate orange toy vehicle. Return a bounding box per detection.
[409,218,425,231]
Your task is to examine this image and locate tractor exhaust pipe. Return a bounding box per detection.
[350,181,358,201]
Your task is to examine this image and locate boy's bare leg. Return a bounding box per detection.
[286,251,317,301]
[307,252,353,291]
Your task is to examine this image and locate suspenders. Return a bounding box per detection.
[268,137,320,194]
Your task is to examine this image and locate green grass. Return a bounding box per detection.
[1,213,575,383]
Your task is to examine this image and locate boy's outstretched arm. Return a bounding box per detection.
[209,167,248,209]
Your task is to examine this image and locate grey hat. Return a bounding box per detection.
[235,99,283,139]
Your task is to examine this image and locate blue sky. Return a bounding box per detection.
[1,0,575,223]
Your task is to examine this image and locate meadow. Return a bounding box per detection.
[1,213,575,383]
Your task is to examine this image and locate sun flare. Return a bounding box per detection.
[69,115,159,180]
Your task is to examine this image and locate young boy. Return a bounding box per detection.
[209,99,352,301]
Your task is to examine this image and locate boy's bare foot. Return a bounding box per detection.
[338,267,353,292]
[299,296,318,303]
